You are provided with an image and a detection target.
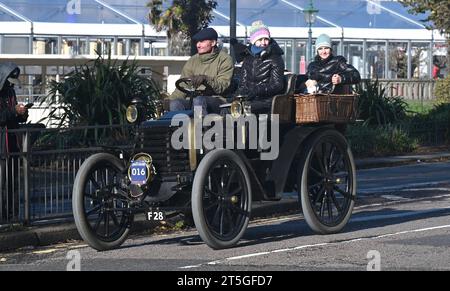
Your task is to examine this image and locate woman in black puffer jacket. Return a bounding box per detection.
[307,34,360,94]
[237,21,285,114]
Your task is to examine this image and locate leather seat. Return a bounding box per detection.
[271,74,297,123]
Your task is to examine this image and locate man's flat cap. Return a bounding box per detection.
[192,27,218,42]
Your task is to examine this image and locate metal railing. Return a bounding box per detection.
[0,125,134,226]
[1,118,448,226]
[364,79,437,101]
[15,78,439,105]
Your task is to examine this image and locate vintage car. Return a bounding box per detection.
[72,76,357,250]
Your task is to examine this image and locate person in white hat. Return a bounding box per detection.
[236,20,285,114]
[306,34,360,94]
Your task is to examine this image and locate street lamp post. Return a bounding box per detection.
[304,0,318,63]
[230,0,237,62]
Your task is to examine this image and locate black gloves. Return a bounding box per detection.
[190,75,209,88]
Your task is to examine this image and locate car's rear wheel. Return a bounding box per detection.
[298,129,356,234]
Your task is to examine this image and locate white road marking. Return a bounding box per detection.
[355,194,450,210]
[359,181,450,194]
[350,207,450,223]
[380,195,410,201]
[251,216,296,225]
[32,249,58,255]
[397,188,450,192]
[68,244,88,250]
[181,209,450,269]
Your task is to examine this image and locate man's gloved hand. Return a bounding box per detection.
[190,75,209,88]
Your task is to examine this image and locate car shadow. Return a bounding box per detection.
[119,204,450,250]
[240,206,450,247]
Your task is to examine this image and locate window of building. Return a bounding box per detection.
[2,36,29,54]
[295,40,307,74]
[344,42,364,78]
[411,42,430,79]
[388,42,408,79]
[366,41,386,79]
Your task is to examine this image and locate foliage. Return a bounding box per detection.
[400,1,450,63]
[434,75,450,104]
[404,103,450,144]
[400,1,450,32]
[148,0,217,55]
[350,89,450,156]
[405,100,435,115]
[40,52,161,146]
[356,78,409,126]
[423,103,450,121]
[347,124,418,157]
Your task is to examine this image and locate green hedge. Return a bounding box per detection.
[347,124,419,157]
[401,103,450,145]
[356,78,408,126]
[349,79,450,156]
[435,76,450,104]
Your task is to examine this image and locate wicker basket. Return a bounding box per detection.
[295,93,358,124]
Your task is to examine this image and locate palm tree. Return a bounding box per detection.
[148,0,217,56]
[40,52,161,146]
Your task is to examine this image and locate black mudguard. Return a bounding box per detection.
[267,124,334,199]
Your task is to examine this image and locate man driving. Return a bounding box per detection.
[169,27,234,114]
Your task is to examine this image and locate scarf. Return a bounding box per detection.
[251,45,265,56]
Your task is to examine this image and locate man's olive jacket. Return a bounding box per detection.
[170,48,234,99]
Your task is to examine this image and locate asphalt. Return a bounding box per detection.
[1,151,450,252]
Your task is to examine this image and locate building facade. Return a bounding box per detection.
[0,0,447,101]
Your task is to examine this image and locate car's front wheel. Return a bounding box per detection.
[72,153,133,251]
[192,149,252,249]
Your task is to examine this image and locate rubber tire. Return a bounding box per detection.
[192,149,252,249]
[298,129,356,234]
[72,153,132,251]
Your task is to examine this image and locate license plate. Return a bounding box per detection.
[130,161,148,185]
[146,211,165,221]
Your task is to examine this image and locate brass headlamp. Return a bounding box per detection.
[230,95,252,118]
[126,98,144,124]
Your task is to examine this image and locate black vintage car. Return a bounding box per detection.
[72,76,357,250]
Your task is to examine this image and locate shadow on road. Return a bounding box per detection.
[119,205,450,250]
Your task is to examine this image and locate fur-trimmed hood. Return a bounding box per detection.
[0,62,20,90]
